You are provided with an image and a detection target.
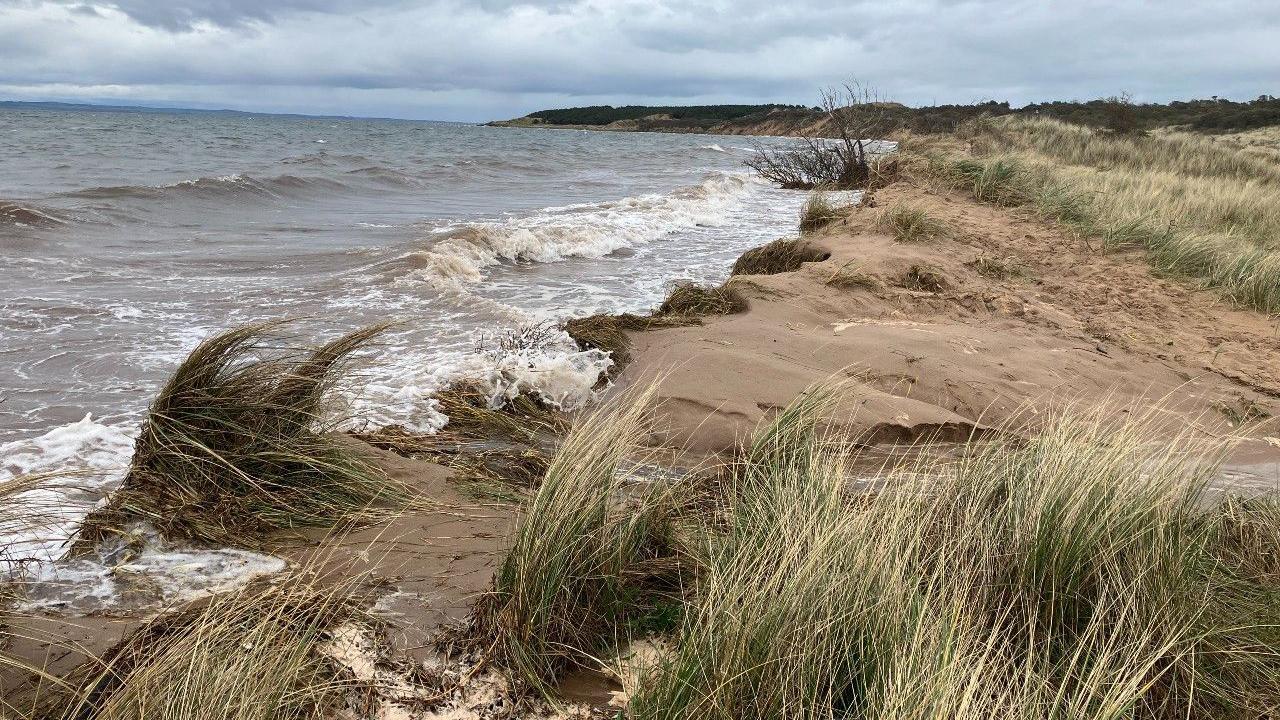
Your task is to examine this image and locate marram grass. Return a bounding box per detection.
[730,238,828,276]
[629,398,1280,719]
[876,202,950,243]
[478,383,1280,718]
[80,322,407,546]
[464,387,683,698]
[45,572,365,720]
[799,189,840,234]
[936,116,1280,314]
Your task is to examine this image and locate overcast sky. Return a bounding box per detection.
[1,0,1277,121]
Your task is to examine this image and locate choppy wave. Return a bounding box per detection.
[386,172,752,286]
[60,172,350,202]
[1,201,67,228]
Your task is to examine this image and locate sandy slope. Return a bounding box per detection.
[618,182,1280,457]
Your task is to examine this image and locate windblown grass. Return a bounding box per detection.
[730,238,828,276]
[465,389,683,697]
[656,282,747,316]
[629,393,1280,719]
[941,116,1280,313]
[47,573,365,720]
[799,190,840,234]
[876,202,950,243]
[80,323,406,546]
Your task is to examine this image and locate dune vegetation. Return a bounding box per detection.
[482,388,1280,719]
[78,322,407,546]
[43,572,367,720]
[876,202,950,243]
[907,116,1280,313]
[463,389,684,698]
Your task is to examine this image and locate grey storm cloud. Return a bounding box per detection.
[0,0,1277,121]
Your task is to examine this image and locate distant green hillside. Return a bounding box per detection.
[525,104,807,126]
[502,96,1280,135]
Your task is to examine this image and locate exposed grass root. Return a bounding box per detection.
[462,389,686,698]
[900,264,950,292]
[45,574,369,720]
[876,202,950,243]
[629,394,1280,720]
[731,238,829,276]
[656,282,748,317]
[77,323,406,547]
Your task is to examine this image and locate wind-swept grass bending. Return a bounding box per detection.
[464,388,683,698]
[629,393,1280,719]
[46,574,365,720]
[80,322,406,546]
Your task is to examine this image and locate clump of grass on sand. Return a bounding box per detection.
[965,255,1025,280]
[464,389,683,698]
[656,282,748,316]
[47,574,365,720]
[820,259,879,291]
[80,323,406,546]
[626,393,1280,719]
[434,382,565,445]
[933,116,1280,313]
[730,238,828,276]
[876,202,950,243]
[563,313,699,373]
[799,190,840,234]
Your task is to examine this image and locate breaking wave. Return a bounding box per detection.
[386,172,752,286]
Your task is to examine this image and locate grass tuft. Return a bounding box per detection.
[656,282,748,316]
[965,255,1025,280]
[876,202,950,243]
[563,313,701,373]
[464,389,683,697]
[79,323,406,546]
[730,239,828,276]
[799,190,840,234]
[901,264,949,292]
[47,573,366,720]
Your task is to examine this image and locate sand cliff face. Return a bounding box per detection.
[614,182,1280,456]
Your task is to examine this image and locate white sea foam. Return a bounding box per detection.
[19,528,287,614]
[399,172,751,287]
[700,143,727,152]
[1,415,136,572]
[462,324,612,411]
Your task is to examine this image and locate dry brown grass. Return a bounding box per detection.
[45,573,369,720]
[730,238,828,276]
[656,282,748,316]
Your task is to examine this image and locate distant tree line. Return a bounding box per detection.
[525,104,809,125]
[522,95,1280,134]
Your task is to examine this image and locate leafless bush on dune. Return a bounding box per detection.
[746,83,902,190]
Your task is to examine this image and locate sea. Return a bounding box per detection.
[0,106,826,605]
